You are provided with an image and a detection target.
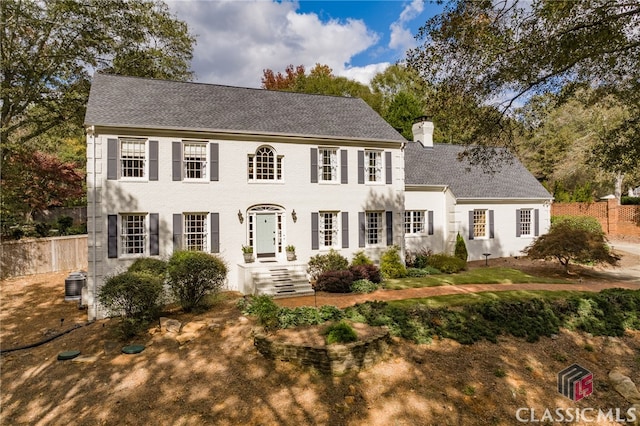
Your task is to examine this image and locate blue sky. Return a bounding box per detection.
[167,0,444,87]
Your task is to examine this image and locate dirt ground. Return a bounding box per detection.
[1,242,639,425]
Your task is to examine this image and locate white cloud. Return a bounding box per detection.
[341,62,391,86]
[168,0,380,87]
[389,0,425,51]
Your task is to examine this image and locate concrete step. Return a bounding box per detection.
[251,265,313,298]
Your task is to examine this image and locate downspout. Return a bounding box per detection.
[88,125,98,320]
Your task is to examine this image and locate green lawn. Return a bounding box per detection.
[387,290,584,309]
[384,267,569,290]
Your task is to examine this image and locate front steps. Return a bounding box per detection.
[252,264,315,298]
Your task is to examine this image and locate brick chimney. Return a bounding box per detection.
[411,116,434,147]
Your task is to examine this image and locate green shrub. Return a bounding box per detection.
[351,250,373,266]
[307,249,349,281]
[427,253,466,274]
[349,264,382,283]
[551,215,603,234]
[166,251,227,312]
[315,269,354,293]
[350,279,379,293]
[380,245,407,278]
[621,196,640,205]
[454,233,468,262]
[318,305,344,322]
[128,257,168,277]
[239,295,280,330]
[35,222,51,237]
[98,271,165,338]
[324,321,358,344]
[57,216,74,235]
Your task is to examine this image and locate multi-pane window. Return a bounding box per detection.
[248,146,282,180]
[519,209,532,236]
[319,212,339,248]
[404,211,425,234]
[120,139,146,178]
[319,148,338,182]
[473,209,487,238]
[184,213,207,251]
[365,150,382,182]
[183,142,207,179]
[366,211,382,245]
[121,214,146,255]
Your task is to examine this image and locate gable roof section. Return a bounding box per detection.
[405,141,551,200]
[84,73,405,143]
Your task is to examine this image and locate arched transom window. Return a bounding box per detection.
[248,146,283,181]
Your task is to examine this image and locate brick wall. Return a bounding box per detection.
[551,200,640,237]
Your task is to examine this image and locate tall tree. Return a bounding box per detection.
[0,0,195,147]
[407,0,640,169]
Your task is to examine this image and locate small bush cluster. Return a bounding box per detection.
[380,245,407,278]
[621,196,640,205]
[426,254,466,274]
[324,321,358,344]
[405,248,433,268]
[343,289,640,345]
[237,295,344,330]
[167,251,228,312]
[454,233,468,261]
[310,249,382,293]
[350,279,378,293]
[406,266,441,277]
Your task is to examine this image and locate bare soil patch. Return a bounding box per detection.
[1,246,639,425]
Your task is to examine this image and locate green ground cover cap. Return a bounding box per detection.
[57,350,81,360]
[121,344,145,354]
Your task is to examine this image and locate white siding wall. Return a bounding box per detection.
[87,132,404,319]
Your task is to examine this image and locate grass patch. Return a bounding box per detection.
[384,267,568,290]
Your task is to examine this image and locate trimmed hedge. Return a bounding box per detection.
[315,269,354,293]
[426,254,466,274]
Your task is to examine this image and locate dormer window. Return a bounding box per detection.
[248,146,283,181]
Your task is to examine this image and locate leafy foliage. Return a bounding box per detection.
[524,219,618,271]
[426,254,466,274]
[306,249,349,281]
[349,264,383,284]
[324,321,358,345]
[166,251,227,312]
[128,258,168,277]
[315,270,354,293]
[350,250,373,266]
[350,279,379,294]
[380,245,407,279]
[98,271,165,338]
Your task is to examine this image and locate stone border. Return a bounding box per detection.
[254,326,391,375]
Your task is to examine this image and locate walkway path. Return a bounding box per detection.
[276,281,640,309]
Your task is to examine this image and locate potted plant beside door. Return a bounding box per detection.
[242,245,254,263]
[286,245,296,261]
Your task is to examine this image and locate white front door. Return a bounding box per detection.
[256,213,276,257]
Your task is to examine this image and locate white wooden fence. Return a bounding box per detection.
[1,235,88,279]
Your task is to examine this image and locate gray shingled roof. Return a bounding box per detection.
[84,73,405,143]
[405,141,551,199]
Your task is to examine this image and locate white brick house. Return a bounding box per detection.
[84,73,551,320]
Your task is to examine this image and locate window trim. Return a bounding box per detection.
[518,208,533,237]
[119,138,148,181]
[182,141,209,181]
[319,211,339,249]
[183,212,209,251]
[473,209,488,239]
[404,210,425,234]
[247,145,283,182]
[120,213,147,257]
[318,147,338,183]
[364,150,383,183]
[365,211,383,246]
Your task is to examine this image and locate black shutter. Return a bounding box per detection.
[489,210,495,239]
[172,142,181,181]
[310,148,318,183]
[311,212,319,250]
[386,211,393,245]
[150,213,159,255]
[340,150,348,184]
[428,211,434,235]
[210,213,220,253]
[385,152,392,184]
[534,209,540,236]
[468,211,474,240]
[149,140,158,181]
[341,212,349,248]
[516,209,522,237]
[107,215,118,258]
[210,143,219,181]
[357,151,364,184]
[358,212,365,247]
[107,139,118,180]
[173,214,182,250]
